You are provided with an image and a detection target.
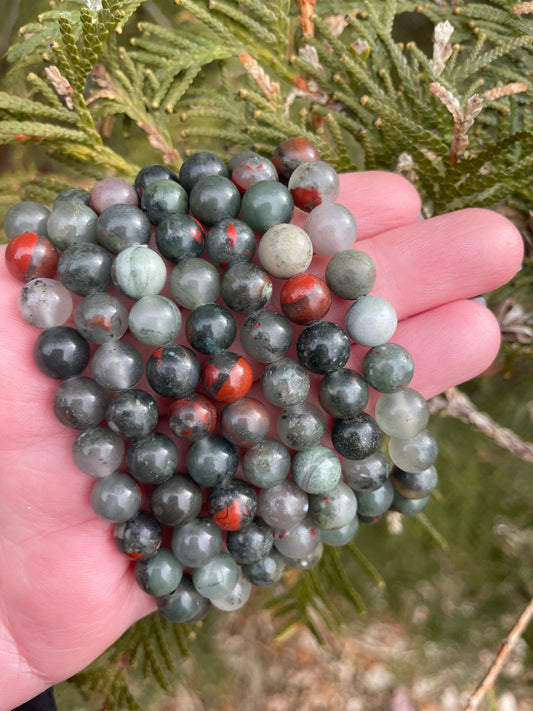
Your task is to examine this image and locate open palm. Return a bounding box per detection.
[0,172,523,710]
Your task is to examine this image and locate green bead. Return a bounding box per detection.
[325,249,376,300]
[189,175,240,226]
[292,445,341,494]
[47,202,98,250]
[375,388,430,439]
[362,343,414,393]
[128,294,182,347]
[112,245,167,298]
[169,257,220,309]
[240,181,294,233]
[134,548,183,596]
[192,552,240,599]
[308,481,357,529]
[320,516,359,547]
[140,178,188,224]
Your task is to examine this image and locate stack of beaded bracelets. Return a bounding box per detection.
[4,137,438,623]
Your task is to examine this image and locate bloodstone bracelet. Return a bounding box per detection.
[4,137,438,622]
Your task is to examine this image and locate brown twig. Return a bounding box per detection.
[464,597,533,710]
[430,387,533,464]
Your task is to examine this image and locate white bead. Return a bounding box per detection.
[345,295,397,346]
[304,202,357,257]
[257,223,313,278]
[375,388,430,438]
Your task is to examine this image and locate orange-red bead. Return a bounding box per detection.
[280,273,331,324]
[5,232,59,281]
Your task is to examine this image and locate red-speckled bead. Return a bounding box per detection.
[272,137,320,184]
[208,480,258,531]
[280,273,331,324]
[168,393,217,441]
[202,351,254,403]
[5,233,59,282]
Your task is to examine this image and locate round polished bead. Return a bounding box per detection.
[272,137,320,183]
[242,438,291,488]
[128,294,182,347]
[277,402,326,451]
[331,413,382,460]
[156,214,205,263]
[282,542,324,571]
[258,223,313,279]
[391,491,430,515]
[362,343,414,393]
[75,292,129,344]
[53,375,108,429]
[375,388,430,438]
[189,175,240,226]
[72,425,125,478]
[134,548,183,596]
[150,474,203,527]
[206,217,256,268]
[91,340,144,391]
[274,517,321,558]
[90,177,138,214]
[231,153,278,195]
[318,368,369,419]
[319,516,359,547]
[168,393,217,441]
[389,429,438,473]
[261,357,310,408]
[296,321,351,375]
[193,552,240,600]
[90,471,142,523]
[341,451,390,493]
[325,249,376,300]
[54,188,91,208]
[96,204,150,254]
[240,309,292,363]
[202,351,253,403]
[134,163,179,198]
[304,202,357,257]
[146,345,200,398]
[126,433,179,484]
[5,233,59,282]
[280,273,331,324]
[208,480,258,531]
[221,261,272,314]
[186,435,238,488]
[210,575,252,611]
[226,518,274,564]
[345,295,398,347]
[308,481,357,529]
[391,464,438,500]
[33,326,90,379]
[179,151,228,193]
[18,278,73,328]
[185,303,236,355]
[240,181,294,233]
[292,444,342,494]
[4,201,50,239]
[169,257,220,309]
[140,178,188,224]
[242,550,285,587]
[47,202,98,250]
[221,397,270,448]
[57,243,113,296]
[171,517,222,568]
[356,479,394,518]
[114,510,162,560]
[112,245,167,299]
[106,389,159,440]
[288,160,339,212]
[227,150,257,173]
[258,480,309,530]
[157,574,211,623]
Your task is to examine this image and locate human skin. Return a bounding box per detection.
[0,171,523,710]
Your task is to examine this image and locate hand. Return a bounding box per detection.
[0,171,523,710]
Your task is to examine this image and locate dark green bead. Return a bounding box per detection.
[331,413,382,460]
[242,550,286,587]
[4,201,50,239]
[155,214,205,263]
[356,479,394,517]
[391,465,438,500]
[114,510,162,560]
[140,179,188,225]
[221,261,272,314]
[320,517,359,547]
[186,435,238,487]
[185,303,236,355]
[242,438,291,488]
[318,368,369,418]
[134,163,179,198]
[296,321,351,375]
[53,188,91,208]
[240,181,294,233]
[342,451,390,493]
[226,518,274,564]
[134,548,183,596]
[179,151,228,193]
[292,444,342,494]
[150,474,203,527]
[47,202,98,251]
[325,249,376,300]
[53,375,108,430]
[171,517,222,567]
[91,471,141,522]
[240,309,292,363]
[157,574,211,623]
[96,204,151,254]
[308,481,357,529]
[126,433,179,484]
[362,343,414,393]
[146,345,200,398]
[189,175,240,226]
[206,217,256,268]
[106,389,159,440]
[261,357,310,408]
[391,491,430,515]
[57,243,113,296]
[33,326,90,380]
[277,402,326,451]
